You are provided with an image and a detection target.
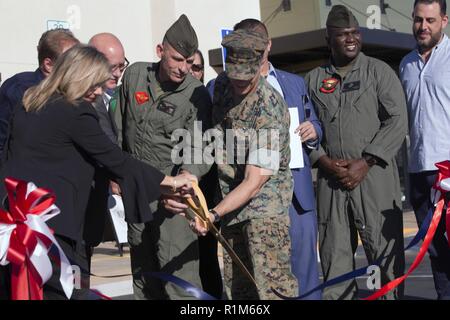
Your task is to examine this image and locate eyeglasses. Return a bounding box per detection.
[87,82,107,95]
[191,64,204,72]
[111,57,130,73]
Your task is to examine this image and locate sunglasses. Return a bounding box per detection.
[191,64,204,72]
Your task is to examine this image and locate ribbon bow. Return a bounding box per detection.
[0,178,74,300]
[273,160,450,300]
[433,161,450,248]
[362,160,450,300]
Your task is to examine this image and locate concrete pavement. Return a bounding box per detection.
[89,210,438,300]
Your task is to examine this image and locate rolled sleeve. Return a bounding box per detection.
[309,145,327,166]
[248,148,280,172]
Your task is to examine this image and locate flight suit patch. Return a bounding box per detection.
[320,78,339,94]
[135,92,150,105]
[342,81,361,92]
[157,100,177,116]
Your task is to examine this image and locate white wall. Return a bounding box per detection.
[317,0,450,35]
[0,0,260,84]
[174,0,261,82]
[0,0,154,82]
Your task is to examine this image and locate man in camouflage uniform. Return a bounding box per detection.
[194,29,297,300]
[114,15,212,299]
[305,5,407,299]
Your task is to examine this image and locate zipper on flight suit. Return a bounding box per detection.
[337,76,346,161]
[339,74,367,230]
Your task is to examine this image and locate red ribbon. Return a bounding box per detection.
[435,161,450,248]
[447,206,450,249]
[363,160,450,300]
[0,177,56,300]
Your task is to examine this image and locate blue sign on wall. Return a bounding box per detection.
[221,29,233,70]
[47,20,70,30]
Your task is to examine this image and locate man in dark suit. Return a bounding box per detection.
[0,29,79,156]
[233,19,323,299]
[88,33,126,145]
[84,33,128,259]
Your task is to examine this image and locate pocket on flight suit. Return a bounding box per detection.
[311,92,331,123]
[153,100,183,137]
[356,173,383,256]
[161,114,184,137]
[349,84,381,138]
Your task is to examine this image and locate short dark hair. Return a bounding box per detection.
[195,49,204,67]
[414,0,447,15]
[233,18,269,38]
[37,29,79,66]
[194,49,205,82]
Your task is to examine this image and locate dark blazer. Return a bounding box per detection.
[0,69,45,154]
[83,95,119,247]
[276,69,323,212]
[0,95,164,241]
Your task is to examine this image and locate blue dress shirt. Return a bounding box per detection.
[400,34,450,173]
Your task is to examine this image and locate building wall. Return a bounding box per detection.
[262,0,450,37]
[0,0,260,84]
[172,0,261,82]
[261,0,321,37]
[317,0,414,33]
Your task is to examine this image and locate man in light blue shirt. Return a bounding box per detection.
[399,0,450,300]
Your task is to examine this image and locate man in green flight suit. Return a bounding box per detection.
[114,14,212,299]
[305,5,408,300]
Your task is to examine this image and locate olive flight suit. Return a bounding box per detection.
[114,62,212,299]
[305,53,407,300]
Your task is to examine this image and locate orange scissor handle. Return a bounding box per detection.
[184,182,210,230]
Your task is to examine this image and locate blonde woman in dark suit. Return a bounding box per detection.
[0,44,196,300]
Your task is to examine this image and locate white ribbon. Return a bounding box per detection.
[439,177,450,192]
[0,182,74,299]
[0,224,15,266]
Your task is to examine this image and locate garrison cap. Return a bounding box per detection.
[221,29,268,81]
[164,14,198,58]
[326,5,359,29]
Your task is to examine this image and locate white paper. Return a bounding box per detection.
[108,195,128,244]
[289,108,304,169]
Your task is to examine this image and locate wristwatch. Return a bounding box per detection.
[363,154,377,167]
[209,209,221,223]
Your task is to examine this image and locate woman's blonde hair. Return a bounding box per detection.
[23,44,111,112]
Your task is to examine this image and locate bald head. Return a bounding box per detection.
[89,33,126,89]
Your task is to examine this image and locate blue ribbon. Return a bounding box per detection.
[84,208,434,301]
[149,272,217,300]
[273,207,433,300]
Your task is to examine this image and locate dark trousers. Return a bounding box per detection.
[289,194,322,299]
[0,266,10,300]
[0,235,91,300]
[83,169,110,247]
[198,222,223,299]
[410,171,450,300]
[198,165,223,299]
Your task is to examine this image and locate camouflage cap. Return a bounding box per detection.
[221,29,268,81]
[326,5,359,29]
[164,14,198,58]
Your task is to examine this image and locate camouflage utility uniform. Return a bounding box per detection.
[212,72,297,299]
